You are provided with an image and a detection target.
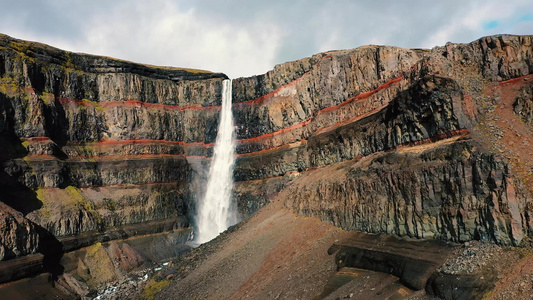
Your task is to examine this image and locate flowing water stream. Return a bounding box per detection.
[195,79,237,244]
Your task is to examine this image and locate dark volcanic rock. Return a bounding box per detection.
[0,202,39,261]
[331,232,456,290]
[232,46,420,140]
[231,34,533,247]
[0,33,532,298]
[513,83,533,130]
[0,33,225,247]
[282,139,525,245]
[426,272,495,300]
[0,253,44,284]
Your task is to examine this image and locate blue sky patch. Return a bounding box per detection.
[519,14,533,22]
[483,20,500,30]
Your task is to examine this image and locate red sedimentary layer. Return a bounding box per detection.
[186,155,210,159]
[68,153,187,161]
[23,153,188,161]
[22,136,50,142]
[313,105,387,136]
[237,141,306,158]
[238,76,405,145]
[239,129,471,183]
[498,74,532,86]
[95,139,215,147]
[237,129,470,159]
[231,53,337,106]
[24,130,469,162]
[100,100,221,111]
[23,76,405,156]
[322,76,403,113]
[233,76,308,106]
[238,118,312,145]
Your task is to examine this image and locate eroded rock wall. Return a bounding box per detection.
[283,140,523,245]
[231,34,533,246]
[0,34,532,269]
[0,34,226,260]
[0,202,39,260]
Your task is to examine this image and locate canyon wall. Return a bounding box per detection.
[231,34,533,246]
[0,34,532,292]
[0,34,226,264]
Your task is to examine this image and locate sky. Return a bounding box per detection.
[0,0,532,78]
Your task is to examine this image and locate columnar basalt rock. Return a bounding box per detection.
[0,34,532,295]
[513,84,533,129]
[283,139,524,245]
[0,34,226,263]
[231,34,532,246]
[0,202,39,261]
[232,46,420,141]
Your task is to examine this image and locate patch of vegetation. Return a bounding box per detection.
[104,198,117,212]
[34,188,51,217]
[142,277,171,300]
[9,43,36,64]
[65,185,102,226]
[65,186,88,207]
[40,92,55,105]
[81,98,105,113]
[0,83,22,97]
[64,52,76,70]
[9,40,29,53]
[86,242,103,256]
[75,144,95,157]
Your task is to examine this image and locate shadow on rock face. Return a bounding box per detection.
[36,225,65,278]
[0,136,43,215]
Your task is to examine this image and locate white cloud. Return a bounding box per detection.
[423,0,533,47]
[0,0,531,78]
[63,1,282,78]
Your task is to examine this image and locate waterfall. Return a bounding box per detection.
[195,79,237,244]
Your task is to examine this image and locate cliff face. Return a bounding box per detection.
[0,34,226,264]
[231,35,533,246]
[0,202,39,260]
[0,33,532,294]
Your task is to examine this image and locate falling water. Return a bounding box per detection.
[195,79,237,244]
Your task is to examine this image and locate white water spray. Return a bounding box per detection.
[195,79,237,244]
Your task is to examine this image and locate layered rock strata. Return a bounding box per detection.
[0,202,39,260]
[0,34,532,296]
[0,33,225,268]
[230,34,532,247]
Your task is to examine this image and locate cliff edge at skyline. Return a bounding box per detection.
[0,33,531,299]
